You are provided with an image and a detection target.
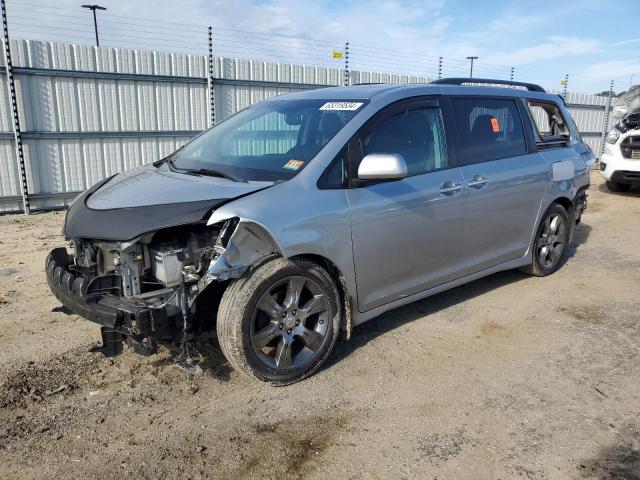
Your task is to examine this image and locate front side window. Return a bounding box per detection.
[450,98,527,165]
[169,99,366,182]
[361,106,449,176]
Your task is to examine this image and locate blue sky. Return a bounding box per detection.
[8,0,640,93]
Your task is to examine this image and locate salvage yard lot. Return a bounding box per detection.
[0,171,639,479]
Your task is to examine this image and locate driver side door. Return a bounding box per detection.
[345,98,467,312]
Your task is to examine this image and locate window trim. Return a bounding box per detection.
[523,98,571,150]
[446,95,531,167]
[317,145,349,189]
[348,96,454,187]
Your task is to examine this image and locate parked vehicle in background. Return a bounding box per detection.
[46,78,592,384]
[600,85,640,192]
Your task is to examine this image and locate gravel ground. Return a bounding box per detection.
[0,171,639,479]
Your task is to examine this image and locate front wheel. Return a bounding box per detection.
[216,257,341,384]
[520,203,569,277]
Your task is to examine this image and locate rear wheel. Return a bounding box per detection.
[520,203,569,277]
[606,180,631,193]
[217,257,340,384]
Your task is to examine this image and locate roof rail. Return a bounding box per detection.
[431,77,545,93]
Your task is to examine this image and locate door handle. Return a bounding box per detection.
[439,181,463,195]
[467,175,487,189]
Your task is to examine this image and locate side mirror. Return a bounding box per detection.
[357,153,408,181]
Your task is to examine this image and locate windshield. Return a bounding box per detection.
[169,99,367,182]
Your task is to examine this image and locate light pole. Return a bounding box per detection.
[466,56,478,78]
[82,4,106,46]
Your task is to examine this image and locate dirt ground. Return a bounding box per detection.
[0,171,639,480]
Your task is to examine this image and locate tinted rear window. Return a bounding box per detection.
[450,98,527,165]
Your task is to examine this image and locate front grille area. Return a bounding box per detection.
[620,135,640,159]
[612,170,640,183]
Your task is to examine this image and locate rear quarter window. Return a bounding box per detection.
[450,98,527,165]
[525,99,573,146]
[528,104,551,135]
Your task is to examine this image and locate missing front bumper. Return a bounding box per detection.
[45,247,182,345]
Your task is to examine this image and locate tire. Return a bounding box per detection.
[519,203,570,277]
[606,180,631,193]
[217,257,341,385]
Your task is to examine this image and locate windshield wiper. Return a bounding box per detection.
[166,158,245,182]
[182,167,244,183]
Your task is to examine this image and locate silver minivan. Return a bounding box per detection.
[46,78,593,384]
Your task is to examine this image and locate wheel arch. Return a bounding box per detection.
[550,195,576,236]
[540,194,575,246]
[290,253,354,340]
[552,195,573,214]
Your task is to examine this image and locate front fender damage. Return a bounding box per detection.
[200,219,282,287]
[197,217,352,340]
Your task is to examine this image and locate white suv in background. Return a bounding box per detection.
[600,87,640,192]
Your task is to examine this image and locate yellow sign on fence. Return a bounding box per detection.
[332,51,344,59]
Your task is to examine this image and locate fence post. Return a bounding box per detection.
[562,73,569,98]
[344,41,349,86]
[599,80,615,159]
[1,0,29,214]
[437,57,443,80]
[207,26,215,127]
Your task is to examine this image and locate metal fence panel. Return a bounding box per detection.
[0,139,18,197]
[0,69,12,130]
[565,94,610,154]
[0,38,615,213]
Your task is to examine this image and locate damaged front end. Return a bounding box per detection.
[46,216,276,359]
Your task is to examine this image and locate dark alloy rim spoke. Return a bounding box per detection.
[253,321,280,349]
[298,327,324,351]
[284,277,305,308]
[275,338,293,368]
[299,294,327,318]
[258,293,281,317]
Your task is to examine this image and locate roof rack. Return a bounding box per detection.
[431,77,545,93]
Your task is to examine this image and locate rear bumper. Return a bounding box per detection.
[45,247,181,339]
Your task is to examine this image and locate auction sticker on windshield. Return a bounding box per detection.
[320,102,364,111]
[283,159,305,170]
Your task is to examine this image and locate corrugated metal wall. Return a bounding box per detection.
[0,39,611,213]
[563,91,611,153]
[0,39,212,212]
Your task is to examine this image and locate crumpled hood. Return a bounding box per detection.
[64,165,270,241]
[87,165,267,209]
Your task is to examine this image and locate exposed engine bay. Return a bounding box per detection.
[50,217,252,363]
[73,223,223,298]
[612,85,640,124]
